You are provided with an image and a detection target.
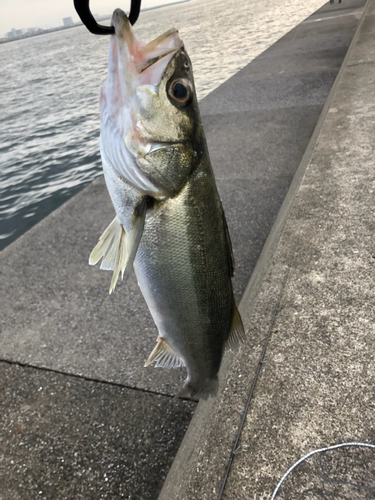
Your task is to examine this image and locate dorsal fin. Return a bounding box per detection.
[145,338,185,369]
[222,211,235,277]
[225,304,245,351]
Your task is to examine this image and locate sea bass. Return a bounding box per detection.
[90,9,244,398]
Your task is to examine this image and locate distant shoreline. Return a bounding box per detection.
[0,0,190,44]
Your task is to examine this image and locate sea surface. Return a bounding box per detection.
[0,0,326,251]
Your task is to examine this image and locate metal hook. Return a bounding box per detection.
[74,0,142,35]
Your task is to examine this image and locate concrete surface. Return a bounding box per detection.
[0,1,367,499]
[159,1,375,499]
[0,362,195,500]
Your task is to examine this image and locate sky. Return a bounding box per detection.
[0,0,178,37]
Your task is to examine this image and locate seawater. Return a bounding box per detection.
[0,0,326,251]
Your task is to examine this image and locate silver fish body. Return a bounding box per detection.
[91,10,244,398]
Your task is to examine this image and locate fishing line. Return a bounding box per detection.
[270,442,375,499]
[217,251,296,500]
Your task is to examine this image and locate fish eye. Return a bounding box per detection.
[173,83,187,99]
[168,78,192,107]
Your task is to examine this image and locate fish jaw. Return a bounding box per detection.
[111,9,182,85]
[100,9,183,144]
[105,9,183,104]
[100,10,206,200]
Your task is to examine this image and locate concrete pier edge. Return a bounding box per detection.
[239,0,369,319]
[158,1,372,498]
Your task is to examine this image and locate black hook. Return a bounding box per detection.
[74,0,142,35]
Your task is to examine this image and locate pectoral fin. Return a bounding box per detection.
[89,198,148,294]
[122,197,148,289]
[145,337,185,368]
[89,217,119,267]
[225,304,245,351]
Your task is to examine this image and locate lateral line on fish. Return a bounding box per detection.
[217,251,296,500]
[0,358,195,401]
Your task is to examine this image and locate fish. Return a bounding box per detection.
[89,9,245,399]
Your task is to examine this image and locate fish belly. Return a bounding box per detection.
[134,158,235,394]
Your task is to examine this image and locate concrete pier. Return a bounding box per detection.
[0,1,370,498]
[160,0,375,498]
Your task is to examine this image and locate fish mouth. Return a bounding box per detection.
[111,9,183,84]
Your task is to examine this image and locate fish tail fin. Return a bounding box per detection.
[225,304,245,351]
[176,377,219,400]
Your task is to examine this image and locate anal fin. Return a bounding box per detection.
[225,304,245,351]
[145,338,185,369]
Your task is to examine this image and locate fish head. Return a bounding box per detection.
[100,9,204,198]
